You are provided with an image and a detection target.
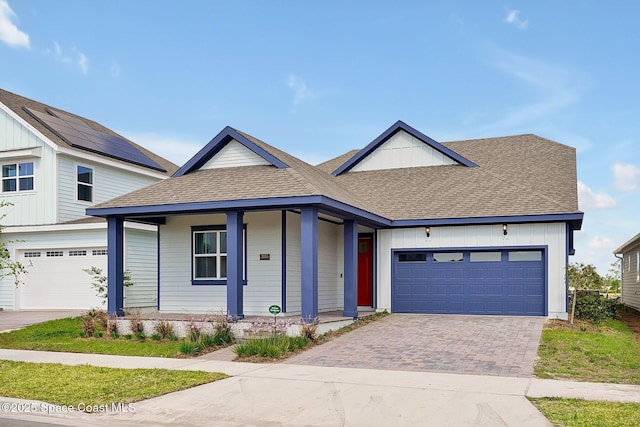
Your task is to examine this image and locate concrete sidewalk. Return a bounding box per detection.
[0,349,639,426]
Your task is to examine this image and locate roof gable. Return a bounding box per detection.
[173,126,289,177]
[332,120,476,176]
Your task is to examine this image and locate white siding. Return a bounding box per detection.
[351,129,458,172]
[58,155,159,222]
[377,222,568,319]
[158,212,282,315]
[285,211,301,314]
[200,140,271,169]
[318,220,341,312]
[124,228,158,310]
[0,107,58,225]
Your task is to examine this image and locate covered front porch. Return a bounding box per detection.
[99,201,387,322]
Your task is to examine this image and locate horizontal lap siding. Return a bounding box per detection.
[285,212,301,314]
[0,108,57,225]
[378,223,567,318]
[318,220,340,312]
[159,212,282,315]
[621,243,640,310]
[124,228,158,309]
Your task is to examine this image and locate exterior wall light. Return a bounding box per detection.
[425,226,430,238]
[502,224,508,236]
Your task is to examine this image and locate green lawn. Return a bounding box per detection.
[0,317,185,357]
[0,360,226,406]
[534,319,640,384]
[531,398,640,427]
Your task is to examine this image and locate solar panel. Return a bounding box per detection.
[22,107,166,172]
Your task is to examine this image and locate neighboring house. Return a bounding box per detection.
[614,234,640,311]
[0,89,177,311]
[88,121,583,320]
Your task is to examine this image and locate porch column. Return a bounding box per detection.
[301,207,318,322]
[343,219,358,319]
[107,217,124,316]
[226,211,244,319]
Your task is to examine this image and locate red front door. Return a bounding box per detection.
[357,237,373,306]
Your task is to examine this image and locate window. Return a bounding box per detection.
[92,249,107,256]
[24,252,41,258]
[46,251,63,257]
[69,250,87,256]
[628,255,632,272]
[398,252,427,262]
[77,165,93,202]
[508,251,542,261]
[433,252,463,262]
[470,252,501,262]
[192,225,246,284]
[637,252,639,283]
[2,162,34,192]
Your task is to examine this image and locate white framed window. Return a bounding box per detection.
[628,255,632,272]
[46,251,64,257]
[77,165,93,202]
[92,249,107,256]
[636,252,639,283]
[2,161,34,192]
[69,250,87,256]
[192,225,246,283]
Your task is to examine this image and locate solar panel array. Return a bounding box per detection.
[22,107,166,172]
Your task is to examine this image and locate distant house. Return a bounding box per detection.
[0,89,177,311]
[88,121,583,320]
[614,234,640,311]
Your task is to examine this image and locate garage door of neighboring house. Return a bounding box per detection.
[392,249,546,315]
[18,248,108,310]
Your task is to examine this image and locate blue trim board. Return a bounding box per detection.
[391,245,548,316]
[332,120,477,176]
[173,126,289,177]
[281,211,287,312]
[300,207,319,321]
[343,220,358,318]
[566,225,570,312]
[392,213,584,230]
[107,217,125,316]
[157,227,161,310]
[226,211,245,319]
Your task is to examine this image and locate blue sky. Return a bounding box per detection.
[1,1,638,276]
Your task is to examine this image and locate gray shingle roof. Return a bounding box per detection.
[0,88,178,175]
[91,128,580,222]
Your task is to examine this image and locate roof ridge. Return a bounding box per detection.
[285,167,321,194]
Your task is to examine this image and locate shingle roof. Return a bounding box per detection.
[91,127,580,223]
[0,88,178,175]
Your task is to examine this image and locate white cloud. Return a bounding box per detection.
[612,163,640,191]
[577,181,618,210]
[77,53,89,74]
[504,8,528,30]
[287,74,316,107]
[119,131,203,166]
[44,42,89,74]
[0,0,29,48]
[587,235,615,250]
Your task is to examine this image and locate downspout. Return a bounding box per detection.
[615,254,623,305]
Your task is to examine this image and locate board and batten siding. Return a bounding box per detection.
[621,242,640,311]
[158,212,282,315]
[377,222,569,319]
[351,129,458,172]
[124,228,158,310]
[0,228,107,310]
[0,106,58,226]
[200,140,271,169]
[57,155,159,222]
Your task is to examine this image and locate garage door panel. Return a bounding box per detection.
[393,250,545,316]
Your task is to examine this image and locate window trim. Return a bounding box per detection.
[76,164,94,204]
[636,251,639,283]
[2,161,35,193]
[191,224,247,286]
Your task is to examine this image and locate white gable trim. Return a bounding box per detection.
[0,146,42,159]
[200,139,272,169]
[4,220,156,234]
[0,101,59,151]
[351,129,459,172]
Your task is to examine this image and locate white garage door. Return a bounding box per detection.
[19,248,108,310]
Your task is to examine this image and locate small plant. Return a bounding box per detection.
[180,341,197,355]
[300,317,319,341]
[110,331,120,339]
[167,333,178,341]
[128,309,145,335]
[80,313,96,338]
[135,332,146,341]
[233,336,309,359]
[124,334,132,340]
[580,324,588,332]
[150,333,162,341]
[95,331,103,338]
[106,312,119,335]
[200,333,216,348]
[83,266,135,305]
[153,319,175,339]
[210,311,235,344]
[186,313,207,342]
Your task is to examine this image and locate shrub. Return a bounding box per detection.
[571,290,620,323]
[128,310,145,335]
[210,311,235,344]
[200,333,216,348]
[153,319,175,339]
[135,332,146,341]
[300,317,319,341]
[150,333,162,341]
[180,341,196,355]
[186,313,206,342]
[81,312,97,337]
[106,312,119,335]
[233,336,309,358]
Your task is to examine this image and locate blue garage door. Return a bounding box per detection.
[392,250,545,315]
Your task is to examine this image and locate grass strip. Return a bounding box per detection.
[531,397,640,427]
[0,359,226,406]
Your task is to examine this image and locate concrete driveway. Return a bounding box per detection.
[285,314,545,377]
[0,310,83,332]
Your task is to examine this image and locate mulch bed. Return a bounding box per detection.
[545,305,640,339]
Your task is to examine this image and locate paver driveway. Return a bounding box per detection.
[285,314,545,377]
